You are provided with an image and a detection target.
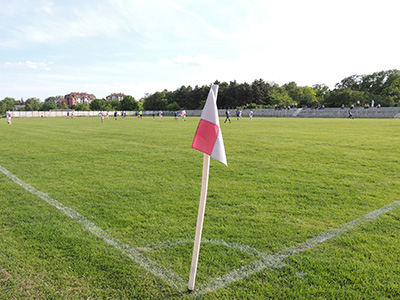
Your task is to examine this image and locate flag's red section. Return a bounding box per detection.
[192,119,219,155]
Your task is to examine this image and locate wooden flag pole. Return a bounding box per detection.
[188,153,211,292]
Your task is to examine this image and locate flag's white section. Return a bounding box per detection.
[211,132,227,166]
[200,85,220,124]
[200,84,227,166]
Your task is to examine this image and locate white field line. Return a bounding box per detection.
[2,165,400,296]
[194,200,400,296]
[0,165,186,292]
[139,238,266,258]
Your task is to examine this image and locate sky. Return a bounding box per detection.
[1,0,399,102]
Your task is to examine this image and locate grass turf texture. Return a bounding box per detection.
[0,116,400,299]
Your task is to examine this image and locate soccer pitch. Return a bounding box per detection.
[1,116,400,299]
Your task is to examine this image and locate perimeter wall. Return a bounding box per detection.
[7,107,400,119]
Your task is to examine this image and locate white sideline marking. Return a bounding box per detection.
[1,165,399,296]
[0,166,186,291]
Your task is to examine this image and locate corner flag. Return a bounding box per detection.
[192,84,227,166]
[188,84,227,293]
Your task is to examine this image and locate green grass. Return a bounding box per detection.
[1,116,400,299]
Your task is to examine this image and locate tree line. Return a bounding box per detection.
[1,69,399,115]
[143,69,399,110]
[0,95,142,115]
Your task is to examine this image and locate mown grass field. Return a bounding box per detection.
[1,115,400,299]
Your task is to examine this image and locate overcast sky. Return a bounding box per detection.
[1,0,399,101]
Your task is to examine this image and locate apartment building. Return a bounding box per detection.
[106,93,125,101]
[64,92,95,108]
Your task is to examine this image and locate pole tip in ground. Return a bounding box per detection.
[188,289,194,294]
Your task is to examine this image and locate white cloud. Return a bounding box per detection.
[35,0,54,15]
[2,61,52,71]
[165,0,229,40]
[0,1,131,48]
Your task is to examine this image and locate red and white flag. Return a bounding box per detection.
[192,84,227,166]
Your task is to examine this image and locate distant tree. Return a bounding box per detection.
[25,97,41,111]
[297,87,319,107]
[324,89,366,107]
[335,74,363,90]
[359,70,399,94]
[280,83,319,107]
[312,84,330,104]
[143,91,168,110]
[381,71,400,105]
[44,96,59,104]
[90,99,111,111]
[191,85,209,109]
[333,69,400,106]
[41,101,57,111]
[57,102,68,109]
[247,103,260,109]
[108,99,121,110]
[1,97,17,114]
[250,79,272,106]
[222,80,239,107]
[1,97,15,114]
[42,95,66,108]
[214,81,229,108]
[120,95,139,111]
[171,86,194,109]
[72,103,90,111]
[166,101,180,111]
[235,82,252,107]
[283,82,303,105]
[216,80,252,107]
[269,85,292,106]
[370,94,394,107]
